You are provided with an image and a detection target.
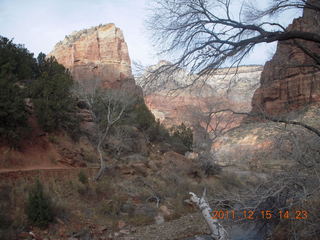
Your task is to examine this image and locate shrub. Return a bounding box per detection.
[198,152,222,176]
[147,120,170,142]
[200,161,222,176]
[121,98,157,131]
[170,123,193,151]
[83,150,97,163]
[133,101,156,130]
[78,170,88,184]
[76,183,88,196]
[100,194,126,217]
[26,180,54,228]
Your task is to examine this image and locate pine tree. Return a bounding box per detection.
[0,36,35,146]
[30,55,80,138]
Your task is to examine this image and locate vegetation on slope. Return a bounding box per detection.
[0,36,79,146]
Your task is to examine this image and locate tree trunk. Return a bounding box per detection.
[94,126,110,181]
[189,191,229,240]
[94,142,106,181]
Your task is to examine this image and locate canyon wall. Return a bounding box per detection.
[140,63,262,126]
[49,23,140,93]
[139,63,262,146]
[251,3,320,114]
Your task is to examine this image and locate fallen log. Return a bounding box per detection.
[189,189,229,240]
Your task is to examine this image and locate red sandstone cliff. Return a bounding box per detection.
[140,63,262,126]
[251,4,320,114]
[49,23,140,93]
[139,62,262,145]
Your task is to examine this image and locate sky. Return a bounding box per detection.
[0,0,302,69]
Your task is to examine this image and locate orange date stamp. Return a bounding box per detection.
[211,210,308,220]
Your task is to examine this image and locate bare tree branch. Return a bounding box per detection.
[75,81,137,180]
[204,107,320,138]
[147,0,320,78]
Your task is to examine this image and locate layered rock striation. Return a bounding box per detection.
[251,3,320,115]
[140,63,262,127]
[139,62,262,147]
[49,23,140,93]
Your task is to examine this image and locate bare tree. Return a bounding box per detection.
[147,0,320,77]
[186,98,236,149]
[145,1,320,238]
[76,80,137,180]
[203,106,320,138]
[200,99,238,142]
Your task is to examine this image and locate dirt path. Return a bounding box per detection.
[0,166,74,173]
[0,166,99,182]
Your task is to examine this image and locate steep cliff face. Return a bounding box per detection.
[251,4,320,114]
[49,23,139,92]
[139,63,262,133]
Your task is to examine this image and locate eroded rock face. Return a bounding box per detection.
[139,63,262,148]
[140,63,262,125]
[251,3,320,115]
[49,23,140,92]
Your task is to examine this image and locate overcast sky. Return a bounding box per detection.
[0,0,302,69]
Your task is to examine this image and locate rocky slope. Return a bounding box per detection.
[251,2,320,114]
[49,23,140,93]
[213,103,320,170]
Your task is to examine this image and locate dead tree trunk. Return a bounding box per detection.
[189,190,229,240]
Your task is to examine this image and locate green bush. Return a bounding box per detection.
[26,180,54,228]
[147,119,170,142]
[120,98,156,130]
[168,137,189,154]
[78,170,88,184]
[133,101,156,130]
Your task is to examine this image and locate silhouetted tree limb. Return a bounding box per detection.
[147,0,320,76]
[206,108,320,138]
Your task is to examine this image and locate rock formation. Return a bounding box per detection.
[139,62,262,147]
[49,23,140,93]
[140,63,262,126]
[251,3,320,115]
